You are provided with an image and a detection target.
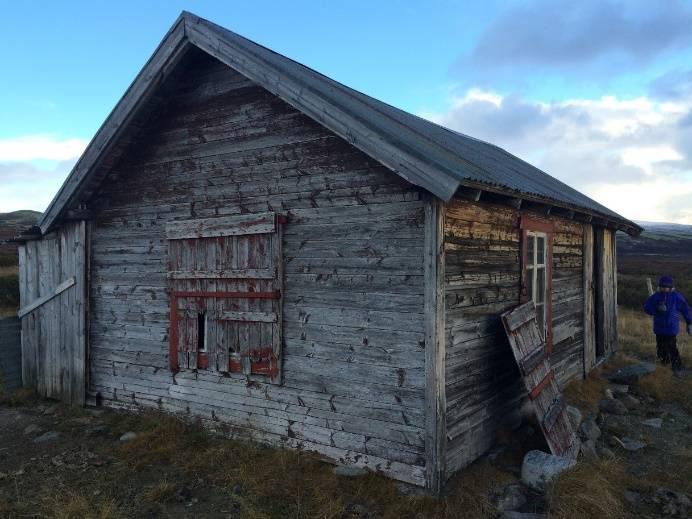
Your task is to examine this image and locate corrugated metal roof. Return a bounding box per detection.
[194,13,639,231]
[38,12,641,234]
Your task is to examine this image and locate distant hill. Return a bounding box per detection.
[0,210,41,257]
[618,221,692,256]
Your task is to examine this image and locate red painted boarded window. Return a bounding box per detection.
[520,216,553,352]
[166,212,285,384]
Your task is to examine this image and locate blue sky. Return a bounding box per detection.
[2,0,692,223]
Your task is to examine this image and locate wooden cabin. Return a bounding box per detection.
[16,12,641,491]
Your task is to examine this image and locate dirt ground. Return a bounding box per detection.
[1,311,691,518]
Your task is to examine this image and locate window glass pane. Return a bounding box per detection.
[537,267,545,303]
[527,234,535,264]
[536,303,545,337]
[527,272,534,300]
[537,236,545,265]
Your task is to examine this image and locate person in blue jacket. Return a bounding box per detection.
[644,275,692,372]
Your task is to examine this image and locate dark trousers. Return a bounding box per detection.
[656,335,682,370]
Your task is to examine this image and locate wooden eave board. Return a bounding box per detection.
[501,301,580,459]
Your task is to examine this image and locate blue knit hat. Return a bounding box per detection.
[659,275,674,288]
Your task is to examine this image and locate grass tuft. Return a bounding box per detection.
[548,460,627,519]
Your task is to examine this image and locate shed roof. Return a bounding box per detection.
[38,11,641,235]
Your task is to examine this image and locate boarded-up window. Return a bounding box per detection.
[166,212,284,384]
[520,217,553,352]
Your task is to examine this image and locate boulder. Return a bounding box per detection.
[579,418,601,442]
[605,362,656,384]
[566,406,582,430]
[495,484,528,512]
[33,431,60,443]
[521,450,576,491]
[597,447,616,460]
[653,488,691,517]
[609,383,629,394]
[580,439,599,461]
[642,418,663,429]
[119,431,138,442]
[612,436,646,452]
[616,394,640,410]
[23,424,41,436]
[599,398,627,415]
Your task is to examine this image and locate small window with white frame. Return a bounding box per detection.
[520,217,554,351]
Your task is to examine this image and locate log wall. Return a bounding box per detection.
[443,199,585,476]
[87,49,427,485]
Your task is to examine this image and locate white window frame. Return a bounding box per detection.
[526,231,548,338]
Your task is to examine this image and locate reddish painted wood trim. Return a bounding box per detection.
[276,214,288,225]
[197,352,209,370]
[520,216,555,233]
[529,369,555,400]
[173,290,281,299]
[169,292,179,372]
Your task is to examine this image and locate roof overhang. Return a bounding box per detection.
[38,11,642,237]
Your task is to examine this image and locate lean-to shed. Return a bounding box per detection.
[16,11,641,491]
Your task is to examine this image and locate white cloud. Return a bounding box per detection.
[420,90,692,224]
[0,159,77,213]
[0,135,87,162]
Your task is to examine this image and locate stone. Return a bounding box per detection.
[23,424,41,436]
[642,418,663,428]
[566,406,582,430]
[609,383,629,394]
[579,418,601,442]
[599,398,627,415]
[500,513,548,519]
[616,394,640,410]
[521,450,577,491]
[43,403,60,416]
[119,432,137,442]
[597,447,616,460]
[604,388,615,399]
[580,439,599,461]
[605,362,656,384]
[334,465,368,477]
[612,436,646,452]
[33,431,59,443]
[495,484,527,512]
[653,488,691,517]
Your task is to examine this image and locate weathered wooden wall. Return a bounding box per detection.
[594,227,618,355]
[443,199,585,476]
[18,221,87,405]
[0,317,22,394]
[86,49,427,485]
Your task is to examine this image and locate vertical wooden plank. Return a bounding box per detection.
[237,236,250,374]
[582,224,595,375]
[424,196,446,493]
[611,229,618,352]
[18,244,35,388]
[271,223,283,384]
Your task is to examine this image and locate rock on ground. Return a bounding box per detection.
[653,488,691,517]
[580,439,599,461]
[579,417,601,442]
[616,394,640,410]
[495,484,527,512]
[606,362,656,384]
[599,398,628,415]
[521,450,577,491]
[119,432,137,442]
[33,431,59,443]
[612,436,646,452]
[642,418,663,428]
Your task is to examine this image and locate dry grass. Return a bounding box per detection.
[44,493,120,519]
[562,370,610,415]
[548,459,628,519]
